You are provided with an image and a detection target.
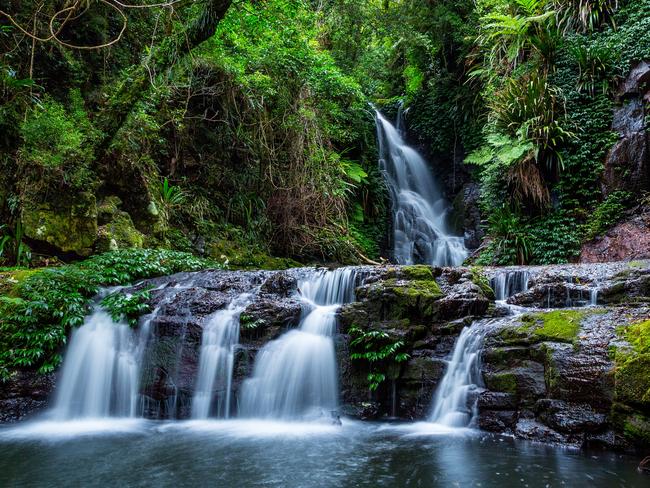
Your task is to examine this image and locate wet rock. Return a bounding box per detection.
[261,272,298,297]
[451,182,483,250]
[535,399,606,433]
[436,280,489,319]
[477,391,517,410]
[240,298,302,343]
[604,59,650,197]
[0,371,55,422]
[478,410,518,432]
[543,342,614,409]
[483,361,546,401]
[515,419,569,444]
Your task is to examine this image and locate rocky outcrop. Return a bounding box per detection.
[338,265,490,418]
[0,371,55,423]
[580,209,650,263]
[478,262,650,451]
[21,192,98,256]
[604,61,650,196]
[451,182,484,250]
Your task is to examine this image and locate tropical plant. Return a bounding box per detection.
[349,325,410,391]
[0,221,31,266]
[477,0,558,72]
[485,204,531,264]
[570,42,618,95]
[101,288,152,327]
[159,177,185,206]
[490,74,574,169]
[553,0,619,33]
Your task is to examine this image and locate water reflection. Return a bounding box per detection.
[0,420,644,487]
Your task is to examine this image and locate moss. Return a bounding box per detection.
[384,277,444,318]
[208,239,301,270]
[623,414,650,445]
[401,265,434,281]
[0,268,41,296]
[97,196,123,224]
[21,192,98,255]
[469,266,494,299]
[622,319,650,354]
[614,320,650,409]
[529,310,586,343]
[485,371,518,395]
[615,353,650,407]
[540,343,560,392]
[96,211,144,252]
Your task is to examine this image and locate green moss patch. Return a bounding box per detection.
[400,265,434,281]
[485,371,518,395]
[526,310,586,343]
[614,320,650,409]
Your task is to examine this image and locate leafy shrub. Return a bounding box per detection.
[101,288,152,327]
[0,249,217,378]
[525,210,582,264]
[582,190,631,241]
[490,74,574,169]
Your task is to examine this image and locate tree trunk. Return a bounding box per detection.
[95,0,233,153]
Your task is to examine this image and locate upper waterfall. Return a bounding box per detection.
[375,109,468,266]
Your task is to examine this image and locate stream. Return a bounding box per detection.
[0,419,644,487]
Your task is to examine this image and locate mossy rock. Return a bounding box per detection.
[96,211,144,252]
[623,413,650,446]
[614,320,650,409]
[484,371,518,395]
[496,310,587,345]
[615,353,650,408]
[469,267,494,300]
[97,196,123,225]
[383,278,444,318]
[208,239,300,270]
[400,265,434,281]
[22,192,97,255]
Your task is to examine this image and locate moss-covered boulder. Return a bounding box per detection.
[614,320,650,410]
[21,192,97,255]
[96,210,145,252]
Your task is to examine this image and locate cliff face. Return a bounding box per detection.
[2,261,649,452]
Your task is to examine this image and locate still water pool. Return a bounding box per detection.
[0,419,645,487]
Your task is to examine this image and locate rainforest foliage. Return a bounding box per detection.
[1,0,648,270]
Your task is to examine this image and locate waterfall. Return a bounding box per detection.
[491,270,530,301]
[52,308,146,420]
[429,322,486,427]
[191,294,252,419]
[375,109,468,267]
[239,268,356,420]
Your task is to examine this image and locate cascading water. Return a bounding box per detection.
[239,268,356,420]
[375,109,468,266]
[191,294,252,419]
[428,322,487,427]
[52,307,146,420]
[491,270,530,301]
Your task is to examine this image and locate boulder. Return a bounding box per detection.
[22,192,97,255]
